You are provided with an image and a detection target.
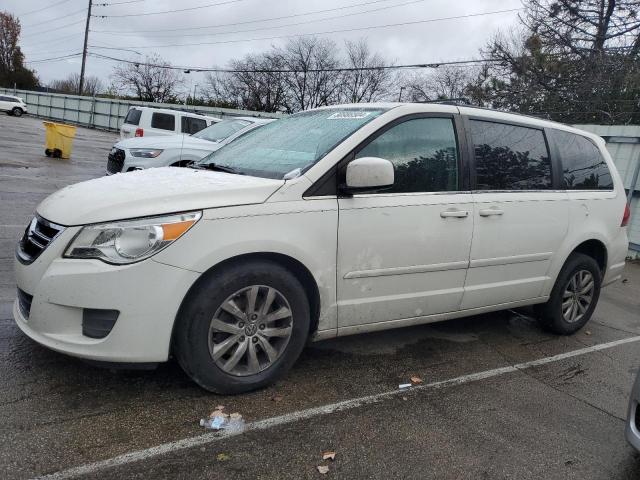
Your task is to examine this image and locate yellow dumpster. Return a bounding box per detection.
[43,122,77,159]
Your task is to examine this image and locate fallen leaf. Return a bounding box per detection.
[410,376,423,384]
[272,395,284,402]
[216,453,230,462]
[322,451,336,461]
[230,412,242,420]
[585,330,592,336]
[317,465,329,474]
[402,396,408,401]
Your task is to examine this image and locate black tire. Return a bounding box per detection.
[45,149,52,157]
[52,149,62,158]
[174,260,310,394]
[12,107,23,117]
[536,253,602,334]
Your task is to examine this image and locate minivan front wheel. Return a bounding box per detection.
[536,253,602,334]
[174,260,310,394]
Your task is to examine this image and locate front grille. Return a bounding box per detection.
[107,148,125,173]
[17,288,33,319]
[17,216,64,264]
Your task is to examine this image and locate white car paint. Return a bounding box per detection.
[119,106,220,140]
[14,103,629,367]
[0,95,27,115]
[108,117,273,174]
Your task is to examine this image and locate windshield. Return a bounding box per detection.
[196,107,387,179]
[193,119,251,142]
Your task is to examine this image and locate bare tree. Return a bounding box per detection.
[340,39,393,103]
[50,73,103,96]
[403,66,476,102]
[276,37,342,112]
[0,11,37,88]
[111,54,183,103]
[205,52,288,112]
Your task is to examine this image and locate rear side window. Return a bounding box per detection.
[151,112,175,131]
[548,130,613,190]
[470,120,552,190]
[181,116,207,134]
[355,117,459,193]
[124,108,142,126]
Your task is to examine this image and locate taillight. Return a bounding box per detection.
[135,128,144,137]
[622,203,631,227]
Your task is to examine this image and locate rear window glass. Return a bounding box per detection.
[151,112,175,131]
[181,116,207,134]
[548,129,613,190]
[124,108,142,126]
[470,120,552,190]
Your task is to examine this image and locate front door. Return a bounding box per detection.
[461,118,569,310]
[337,115,473,328]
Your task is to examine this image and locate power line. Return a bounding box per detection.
[89,51,496,72]
[93,0,434,39]
[17,0,73,17]
[93,0,247,18]
[94,0,145,5]
[25,53,83,64]
[92,0,422,35]
[22,31,85,49]
[20,19,86,38]
[22,7,87,28]
[98,8,522,49]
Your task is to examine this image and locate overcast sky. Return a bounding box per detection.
[6,0,523,95]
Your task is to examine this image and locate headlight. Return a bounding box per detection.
[130,148,163,158]
[64,212,201,264]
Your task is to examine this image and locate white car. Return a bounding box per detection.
[119,106,220,140]
[0,95,27,116]
[626,369,640,451]
[14,103,630,394]
[107,117,272,174]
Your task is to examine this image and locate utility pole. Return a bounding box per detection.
[79,0,93,96]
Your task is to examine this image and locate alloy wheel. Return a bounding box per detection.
[207,285,293,376]
[562,270,595,323]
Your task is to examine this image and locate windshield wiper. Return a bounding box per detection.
[193,162,245,175]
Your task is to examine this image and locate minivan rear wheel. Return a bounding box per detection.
[174,260,310,394]
[536,253,602,334]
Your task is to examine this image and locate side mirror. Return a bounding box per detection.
[343,157,394,194]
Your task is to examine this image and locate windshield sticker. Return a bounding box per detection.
[327,111,372,120]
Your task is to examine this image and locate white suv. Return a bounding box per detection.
[119,106,220,139]
[14,103,630,394]
[0,95,27,116]
[107,117,273,174]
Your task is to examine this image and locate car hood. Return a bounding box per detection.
[116,135,217,150]
[37,167,284,226]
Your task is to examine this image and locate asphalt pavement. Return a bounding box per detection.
[1,114,640,480]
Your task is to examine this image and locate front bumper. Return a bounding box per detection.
[626,371,640,451]
[14,228,199,363]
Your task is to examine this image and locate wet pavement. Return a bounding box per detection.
[1,114,640,479]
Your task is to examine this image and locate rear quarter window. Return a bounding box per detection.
[181,116,207,134]
[151,112,176,131]
[547,129,613,190]
[124,108,142,126]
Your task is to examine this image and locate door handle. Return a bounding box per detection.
[479,208,504,217]
[440,209,469,218]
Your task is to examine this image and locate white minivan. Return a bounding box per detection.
[14,103,630,394]
[119,106,220,139]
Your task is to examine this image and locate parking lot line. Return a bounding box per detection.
[37,334,640,480]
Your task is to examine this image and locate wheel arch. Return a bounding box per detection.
[171,252,321,348]
[570,239,608,273]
